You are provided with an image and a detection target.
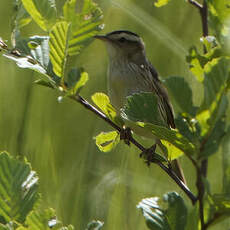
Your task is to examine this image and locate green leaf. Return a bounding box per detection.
[49,21,71,78]
[163,192,188,230]
[91,93,119,122]
[161,140,184,160]
[66,68,89,94]
[0,152,39,223]
[174,115,200,145]
[3,53,47,75]
[154,0,170,7]
[95,131,120,152]
[16,36,50,68]
[63,0,77,22]
[201,57,230,110]
[21,0,57,31]
[15,3,32,29]
[64,0,103,56]
[136,122,196,155]
[164,76,196,116]
[137,192,187,230]
[186,47,208,82]
[34,79,55,89]
[222,127,230,196]
[4,36,57,84]
[207,0,230,39]
[86,220,104,230]
[205,194,230,227]
[200,118,226,158]
[186,46,223,82]
[17,208,74,230]
[122,92,166,127]
[0,222,18,230]
[196,57,230,136]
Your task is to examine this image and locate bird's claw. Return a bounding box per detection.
[120,127,132,146]
[139,144,157,166]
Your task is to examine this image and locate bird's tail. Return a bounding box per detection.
[157,139,186,185]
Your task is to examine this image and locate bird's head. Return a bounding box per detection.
[94,30,146,62]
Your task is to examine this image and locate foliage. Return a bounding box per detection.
[0,152,102,229]
[137,192,187,230]
[0,0,230,229]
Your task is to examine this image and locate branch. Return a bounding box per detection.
[71,94,197,204]
[188,0,209,229]
[188,0,202,10]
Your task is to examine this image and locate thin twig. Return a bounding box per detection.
[70,94,197,204]
[188,0,203,10]
[188,0,209,229]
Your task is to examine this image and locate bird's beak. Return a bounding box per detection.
[94,35,109,42]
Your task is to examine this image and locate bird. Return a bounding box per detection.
[94,30,185,183]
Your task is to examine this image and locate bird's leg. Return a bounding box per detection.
[120,127,132,146]
[140,144,157,166]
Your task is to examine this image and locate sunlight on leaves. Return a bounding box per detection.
[21,0,57,31]
[137,192,187,230]
[186,46,206,82]
[207,0,230,39]
[196,57,230,137]
[49,21,70,78]
[95,131,120,152]
[63,0,103,56]
[91,93,117,121]
[200,119,226,158]
[66,68,89,94]
[154,0,170,7]
[161,140,184,160]
[3,53,46,74]
[73,71,89,94]
[137,122,195,155]
[201,57,230,110]
[0,152,39,223]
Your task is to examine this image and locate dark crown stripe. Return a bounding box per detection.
[106,30,139,37]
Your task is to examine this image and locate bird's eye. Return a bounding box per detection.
[119,37,126,43]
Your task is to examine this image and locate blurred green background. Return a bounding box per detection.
[0,0,229,229]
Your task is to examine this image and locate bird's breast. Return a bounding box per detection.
[108,60,152,111]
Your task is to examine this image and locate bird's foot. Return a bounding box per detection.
[139,144,157,166]
[120,127,132,146]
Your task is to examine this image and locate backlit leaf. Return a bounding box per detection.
[21,0,57,31]
[49,21,71,78]
[0,152,39,223]
[137,122,196,155]
[154,0,170,7]
[207,0,230,39]
[95,131,120,152]
[161,140,184,160]
[91,93,118,122]
[64,0,103,56]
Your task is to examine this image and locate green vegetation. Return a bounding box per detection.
[0,0,230,229]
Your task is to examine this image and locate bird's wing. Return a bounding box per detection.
[148,62,176,129]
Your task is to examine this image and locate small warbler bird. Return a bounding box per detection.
[94,30,185,182]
